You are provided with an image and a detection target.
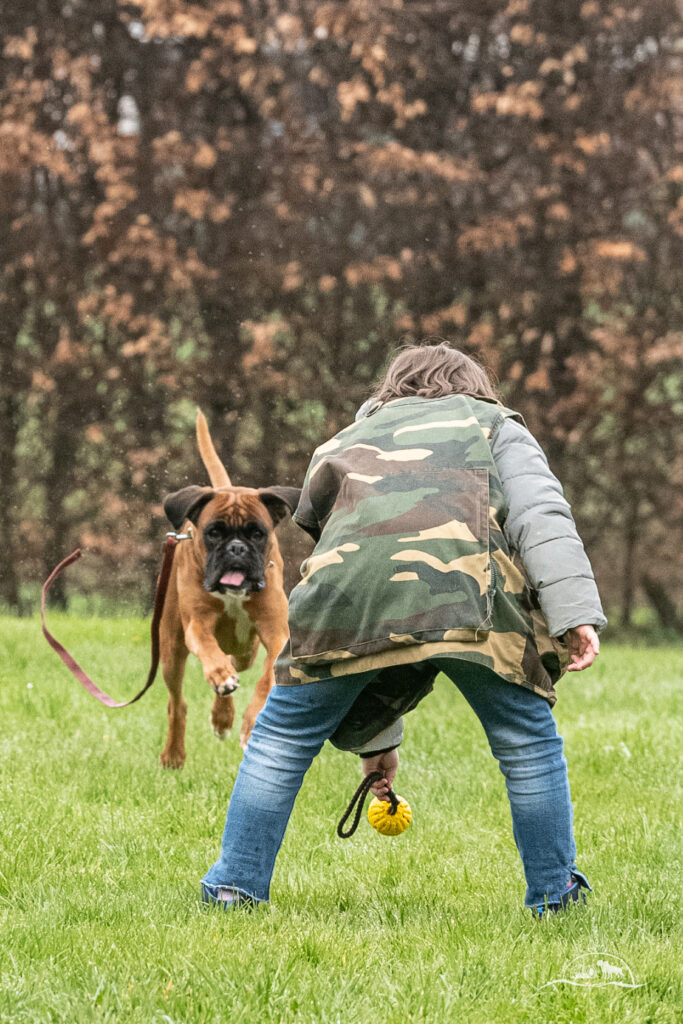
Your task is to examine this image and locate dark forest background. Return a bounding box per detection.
[1,0,681,629]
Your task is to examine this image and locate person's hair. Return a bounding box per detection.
[370,342,501,404]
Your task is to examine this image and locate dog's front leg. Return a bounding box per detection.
[239,597,289,749]
[184,611,240,696]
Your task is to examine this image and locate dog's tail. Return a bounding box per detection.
[196,409,232,488]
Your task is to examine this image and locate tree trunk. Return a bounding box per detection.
[620,504,639,628]
[641,574,682,634]
[0,394,22,611]
[0,312,25,612]
[43,395,79,609]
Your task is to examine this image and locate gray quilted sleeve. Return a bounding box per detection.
[348,718,404,755]
[491,417,607,637]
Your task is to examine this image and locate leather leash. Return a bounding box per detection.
[40,536,177,708]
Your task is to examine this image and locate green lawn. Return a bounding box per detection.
[1,615,681,1023]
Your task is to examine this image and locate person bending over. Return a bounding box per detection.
[201,342,605,916]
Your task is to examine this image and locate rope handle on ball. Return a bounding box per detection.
[337,770,400,838]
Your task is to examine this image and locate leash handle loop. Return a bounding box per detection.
[337,770,400,839]
[41,536,177,708]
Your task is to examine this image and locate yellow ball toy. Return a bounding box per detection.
[368,795,412,835]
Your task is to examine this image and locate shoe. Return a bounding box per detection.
[201,883,255,909]
[533,870,592,918]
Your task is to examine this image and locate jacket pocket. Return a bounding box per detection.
[550,632,571,674]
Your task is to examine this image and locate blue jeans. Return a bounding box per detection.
[202,662,580,908]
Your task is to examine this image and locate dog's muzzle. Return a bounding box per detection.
[204,535,269,595]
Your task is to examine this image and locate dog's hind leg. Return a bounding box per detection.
[160,637,189,769]
[210,692,235,740]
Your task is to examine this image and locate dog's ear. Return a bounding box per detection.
[163,486,214,531]
[257,486,301,525]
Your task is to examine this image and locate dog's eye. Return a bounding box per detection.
[205,523,227,541]
[245,524,266,540]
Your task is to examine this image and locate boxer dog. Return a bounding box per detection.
[159,410,300,767]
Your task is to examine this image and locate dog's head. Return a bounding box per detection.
[163,485,300,596]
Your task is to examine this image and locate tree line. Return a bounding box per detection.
[1,0,681,628]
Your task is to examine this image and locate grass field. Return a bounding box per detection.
[1,615,681,1023]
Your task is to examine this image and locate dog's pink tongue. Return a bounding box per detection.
[220,571,245,587]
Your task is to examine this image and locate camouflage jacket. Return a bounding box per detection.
[276,394,605,718]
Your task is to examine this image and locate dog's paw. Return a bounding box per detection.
[211,691,235,739]
[208,665,240,696]
[239,720,255,751]
[209,713,232,740]
[213,680,238,697]
[160,749,186,769]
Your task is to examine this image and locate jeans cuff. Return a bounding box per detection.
[526,867,592,909]
[200,880,268,906]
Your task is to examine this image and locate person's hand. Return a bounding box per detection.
[361,748,399,802]
[564,624,600,671]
